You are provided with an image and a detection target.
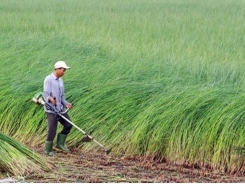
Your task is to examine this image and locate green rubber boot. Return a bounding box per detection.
[45,141,55,156]
[56,133,69,152]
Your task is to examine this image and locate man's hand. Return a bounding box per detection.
[49,97,57,105]
[66,103,73,109]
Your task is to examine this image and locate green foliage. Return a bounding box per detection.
[0,0,244,174]
[0,131,52,176]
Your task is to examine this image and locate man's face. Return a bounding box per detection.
[56,68,66,77]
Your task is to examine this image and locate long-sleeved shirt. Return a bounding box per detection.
[43,72,68,113]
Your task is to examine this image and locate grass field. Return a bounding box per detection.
[0,0,244,176]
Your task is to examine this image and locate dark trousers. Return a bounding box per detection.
[46,112,72,141]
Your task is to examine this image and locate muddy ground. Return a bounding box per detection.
[24,147,245,183]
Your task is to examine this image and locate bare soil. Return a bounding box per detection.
[25,147,245,183]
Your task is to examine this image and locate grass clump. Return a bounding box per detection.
[0,131,53,177]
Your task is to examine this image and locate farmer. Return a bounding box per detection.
[43,61,73,156]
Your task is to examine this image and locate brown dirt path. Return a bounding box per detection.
[25,148,245,183]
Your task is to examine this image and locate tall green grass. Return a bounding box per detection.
[0,0,244,174]
[0,131,53,177]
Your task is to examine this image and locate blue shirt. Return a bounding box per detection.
[43,73,68,113]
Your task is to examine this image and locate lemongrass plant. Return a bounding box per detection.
[0,131,53,176]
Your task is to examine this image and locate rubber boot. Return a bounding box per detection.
[56,133,69,152]
[45,141,55,156]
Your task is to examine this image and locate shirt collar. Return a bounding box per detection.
[51,72,59,80]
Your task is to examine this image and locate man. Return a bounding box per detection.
[43,61,73,156]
